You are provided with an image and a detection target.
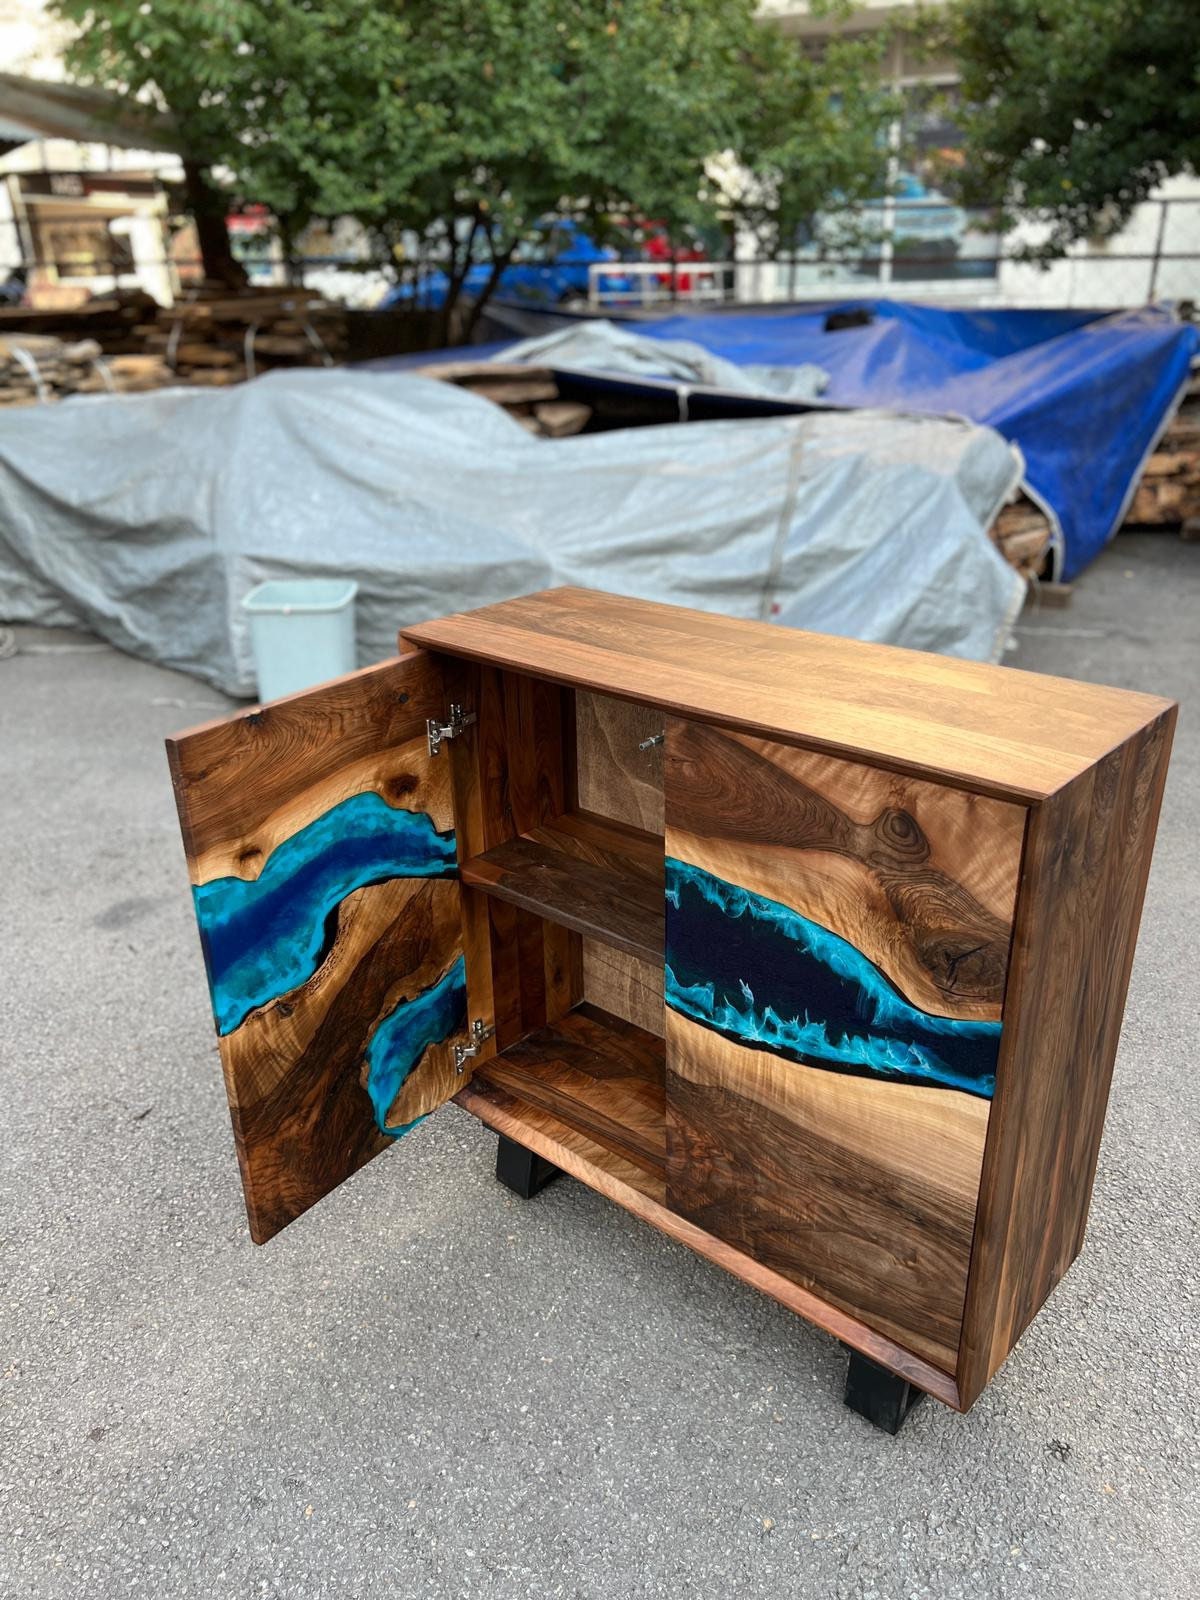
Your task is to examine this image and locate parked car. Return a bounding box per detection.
[379,218,635,310]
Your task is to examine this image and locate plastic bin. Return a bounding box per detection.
[241,579,358,703]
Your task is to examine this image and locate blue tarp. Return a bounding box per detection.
[611,302,1199,581]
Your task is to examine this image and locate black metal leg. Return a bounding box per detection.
[843,1349,925,1434]
[495,1134,563,1199]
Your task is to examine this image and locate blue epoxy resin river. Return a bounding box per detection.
[665,858,1000,1098]
[193,792,458,1035]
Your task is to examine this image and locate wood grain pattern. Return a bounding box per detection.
[667,1010,988,1372]
[166,654,469,1244]
[582,942,665,1037]
[575,689,665,832]
[170,652,446,879]
[666,720,1025,1021]
[462,809,664,965]
[439,660,583,1053]
[455,1075,962,1408]
[957,705,1176,1406]
[662,720,1020,1372]
[474,1003,665,1174]
[403,587,1174,803]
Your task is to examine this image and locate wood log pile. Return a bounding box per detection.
[0,285,349,406]
[1122,376,1200,538]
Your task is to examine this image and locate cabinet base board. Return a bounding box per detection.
[455,1077,963,1412]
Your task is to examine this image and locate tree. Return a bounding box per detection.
[50,0,895,334]
[947,0,1200,257]
[711,19,894,278]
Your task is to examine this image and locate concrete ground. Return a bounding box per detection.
[1,531,1197,1600]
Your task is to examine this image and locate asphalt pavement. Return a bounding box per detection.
[1,531,1197,1600]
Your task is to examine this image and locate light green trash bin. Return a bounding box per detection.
[241,579,358,703]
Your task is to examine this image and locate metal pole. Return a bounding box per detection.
[1148,198,1168,303]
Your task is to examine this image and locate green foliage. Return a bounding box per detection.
[716,20,894,259]
[50,0,894,327]
[947,0,1200,256]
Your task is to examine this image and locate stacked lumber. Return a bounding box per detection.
[990,494,1054,580]
[0,290,159,354]
[136,285,348,385]
[0,334,173,405]
[1122,377,1200,538]
[416,361,593,438]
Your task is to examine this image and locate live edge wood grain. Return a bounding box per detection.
[663,720,1021,1373]
[957,705,1177,1407]
[666,720,1024,1021]
[166,653,469,1244]
[402,586,1174,804]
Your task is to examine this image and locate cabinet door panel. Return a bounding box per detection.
[167,653,472,1244]
[664,719,1026,1372]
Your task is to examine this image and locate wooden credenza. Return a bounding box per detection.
[167,588,1174,1429]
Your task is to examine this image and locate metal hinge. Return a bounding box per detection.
[426,702,476,757]
[454,1018,494,1074]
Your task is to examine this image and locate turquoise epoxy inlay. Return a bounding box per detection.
[363,956,468,1136]
[665,858,1000,1098]
[194,791,457,1035]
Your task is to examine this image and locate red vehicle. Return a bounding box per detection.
[617,219,720,296]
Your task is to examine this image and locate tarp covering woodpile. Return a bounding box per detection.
[475,301,1200,580]
[0,368,1023,695]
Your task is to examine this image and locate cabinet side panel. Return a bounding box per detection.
[958,707,1176,1406]
[575,689,665,834]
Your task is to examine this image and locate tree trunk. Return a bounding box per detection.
[459,245,518,345]
[183,160,247,288]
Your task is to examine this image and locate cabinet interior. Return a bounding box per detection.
[455,674,667,1200]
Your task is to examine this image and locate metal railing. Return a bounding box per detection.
[587,260,736,308]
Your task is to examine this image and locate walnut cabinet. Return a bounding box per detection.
[167,588,1174,1425]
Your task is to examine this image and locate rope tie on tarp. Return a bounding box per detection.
[9,345,48,402]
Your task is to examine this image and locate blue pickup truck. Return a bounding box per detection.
[379,218,634,310]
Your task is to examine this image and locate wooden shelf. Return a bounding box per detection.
[460,809,664,964]
[471,1003,665,1182]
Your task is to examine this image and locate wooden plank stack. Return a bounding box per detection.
[0,334,174,405]
[0,285,349,404]
[989,494,1054,580]
[0,290,159,353]
[1123,376,1200,538]
[415,361,593,437]
[135,285,348,386]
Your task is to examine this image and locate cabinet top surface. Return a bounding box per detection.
[401,587,1174,802]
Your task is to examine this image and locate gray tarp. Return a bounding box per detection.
[498,318,831,403]
[0,368,1024,697]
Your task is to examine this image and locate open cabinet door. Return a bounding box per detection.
[166,653,476,1244]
